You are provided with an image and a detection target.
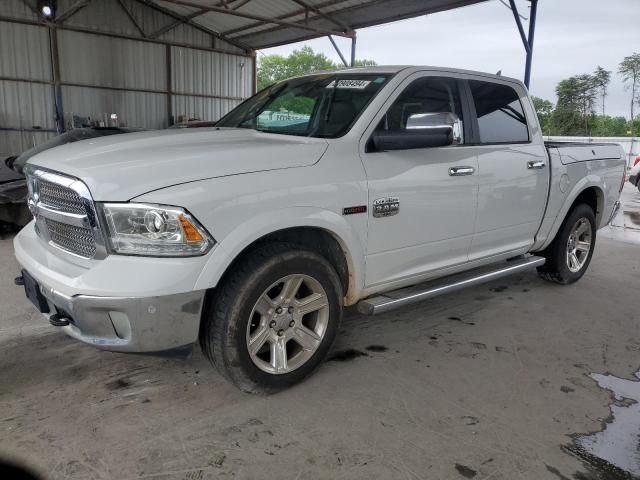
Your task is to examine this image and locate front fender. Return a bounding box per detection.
[193,206,366,304]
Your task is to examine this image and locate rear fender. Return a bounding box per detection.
[535,175,604,251]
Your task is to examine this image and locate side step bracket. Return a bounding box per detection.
[357,256,545,315]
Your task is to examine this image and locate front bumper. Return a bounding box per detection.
[29,275,205,352]
[14,222,208,352]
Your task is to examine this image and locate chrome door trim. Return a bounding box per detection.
[527,160,546,169]
[448,166,475,176]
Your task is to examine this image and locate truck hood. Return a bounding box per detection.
[28,128,328,200]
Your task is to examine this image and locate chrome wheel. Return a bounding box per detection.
[566,217,592,273]
[246,274,330,375]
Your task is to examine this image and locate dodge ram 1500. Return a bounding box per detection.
[14,66,626,392]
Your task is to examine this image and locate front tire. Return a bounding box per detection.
[537,203,596,284]
[200,243,343,394]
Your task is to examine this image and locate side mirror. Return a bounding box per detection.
[5,156,17,172]
[406,112,463,145]
[369,112,463,152]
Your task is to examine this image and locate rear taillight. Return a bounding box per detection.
[634,156,640,167]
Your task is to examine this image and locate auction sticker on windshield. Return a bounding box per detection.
[327,79,372,89]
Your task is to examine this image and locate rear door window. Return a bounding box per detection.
[469,80,529,144]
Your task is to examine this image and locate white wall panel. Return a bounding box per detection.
[0,80,55,129]
[58,31,166,91]
[0,131,56,158]
[2,0,40,21]
[0,21,51,81]
[172,47,252,99]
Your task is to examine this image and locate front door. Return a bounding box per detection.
[360,73,478,289]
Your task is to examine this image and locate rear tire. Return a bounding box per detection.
[537,203,596,284]
[200,243,343,394]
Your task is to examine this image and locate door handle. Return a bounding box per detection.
[448,166,475,176]
[527,160,546,169]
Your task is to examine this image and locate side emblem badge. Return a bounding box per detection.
[373,197,400,218]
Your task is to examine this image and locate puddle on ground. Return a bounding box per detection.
[625,211,640,229]
[568,370,640,478]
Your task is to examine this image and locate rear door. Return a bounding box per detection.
[467,79,549,260]
[359,73,478,289]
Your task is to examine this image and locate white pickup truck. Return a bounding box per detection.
[14,66,626,393]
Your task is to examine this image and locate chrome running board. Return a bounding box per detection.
[357,255,546,315]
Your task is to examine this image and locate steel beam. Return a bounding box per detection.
[291,0,350,32]
[327,35,348,67]
[350,35,356,67]
[19,0,40,16]
[47,26,64,133]
[508,0,538,89]
[116,0,146,37]
[508,0,530,55]
[0,15,254,58]
[134,0,251,51]
[159,0,352,38]
[222,0,352,36]
[148,8,207,39]
[524,0,538,89]
[55,0,92,24]
[166,45,173,125]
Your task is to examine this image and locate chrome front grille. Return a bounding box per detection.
[38,179,87,215]
[44,218,97,258]
[27,168,104,260]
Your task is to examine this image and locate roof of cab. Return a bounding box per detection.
[296,65,525,88]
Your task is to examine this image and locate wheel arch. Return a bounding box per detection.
[536,180,605,252]
[194,208,365,307]
[571,186,604,226]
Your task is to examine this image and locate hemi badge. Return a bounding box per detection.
[342,205,367,216]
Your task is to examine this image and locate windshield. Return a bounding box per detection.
[217,73,391,138]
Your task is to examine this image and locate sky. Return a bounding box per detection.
[260,0,640,119]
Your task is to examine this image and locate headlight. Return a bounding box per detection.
[97,203,214,257]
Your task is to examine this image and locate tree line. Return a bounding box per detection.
[533,52,640,137]
[257,46,377,91]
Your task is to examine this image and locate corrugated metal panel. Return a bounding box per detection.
[62,86,167,129]
[158,22,211,49]
[0,80,55,129]
[58,0,247,54]
[60,0,146,38]
[2,0,40,21]
[172,95,242,122]
[0,131,56,158]
[58,30,166,91]
[155,1,250,33]
[172,47,252,99]
[0,21,52,82]
[156,0,488,48]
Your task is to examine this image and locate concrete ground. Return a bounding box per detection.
[1,185,639,480]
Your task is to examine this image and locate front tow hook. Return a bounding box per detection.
[14,275,24,286]
[49,313,70,327]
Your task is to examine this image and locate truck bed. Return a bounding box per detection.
[544,141,623,165]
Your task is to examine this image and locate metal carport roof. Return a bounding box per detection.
[146,0,538,87]
[150,0,490,50]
